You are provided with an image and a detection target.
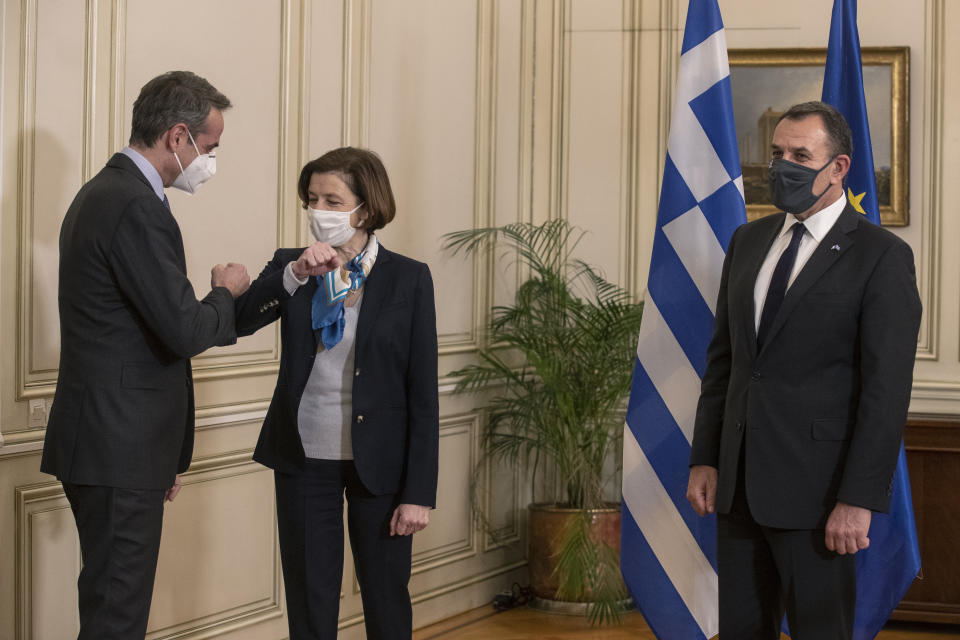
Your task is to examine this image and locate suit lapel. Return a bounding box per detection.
[354,245,394,362]
[740,214,786,357]
[759,206,860,352]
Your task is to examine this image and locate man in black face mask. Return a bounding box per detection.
[685,101,921,640]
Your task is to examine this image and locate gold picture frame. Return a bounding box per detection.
[728,47,909,225]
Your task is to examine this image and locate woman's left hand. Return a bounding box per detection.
[164,474,182,503]
[390,504,430,536]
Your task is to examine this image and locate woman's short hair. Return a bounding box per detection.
[297,147,396,232]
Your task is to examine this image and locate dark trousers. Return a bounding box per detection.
[717,463,856,640]
[62,483,165,640]
[275,459,413,640]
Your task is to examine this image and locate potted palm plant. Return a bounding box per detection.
[442,219,643,624]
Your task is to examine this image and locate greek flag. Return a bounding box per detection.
[620,0,745,638]
[822,1,922,637]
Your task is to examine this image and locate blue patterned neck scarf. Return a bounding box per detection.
[310,237,377,349]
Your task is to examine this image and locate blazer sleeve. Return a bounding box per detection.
[399,264,440,507]
[109,196,236,359]
[234,250,293,337]
[838,239,921,512]
[689,224,740,468]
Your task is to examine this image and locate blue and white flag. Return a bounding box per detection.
[620,0,745,638]
[822,2,922,638]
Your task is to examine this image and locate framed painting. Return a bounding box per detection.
[728,47,909,225]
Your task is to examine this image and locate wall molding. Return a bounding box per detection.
[555,0,571,227]
[13,455,286,640]
[620,0,643,298]
[192,0,302,376]
[411,559,528,606]
[107,0,125,156]
[434,0,503,357]
[912,379,960,403]
[148,457,284,640]
[459,0,500,357]
[917,0,946,361]
[411,417,477,572]
[341,0,371,149]
[14,482,76,640]
[481,407,522,552]
[915,0,944,361]
[15,0,81,400]
[337,560,528,633]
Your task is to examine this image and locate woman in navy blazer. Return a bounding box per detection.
[235,148,439,640]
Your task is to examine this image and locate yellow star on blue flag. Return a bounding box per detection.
[847,188,867,215]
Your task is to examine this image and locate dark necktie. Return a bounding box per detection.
[757,222,805,349]
[162,194,171,211]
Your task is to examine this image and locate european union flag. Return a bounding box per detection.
[822,2,922,639]
[821,0,880,225]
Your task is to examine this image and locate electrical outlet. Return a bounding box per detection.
[28,398,48,428]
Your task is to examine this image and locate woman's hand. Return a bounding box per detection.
[390,504,430,536]
[291,241,340,279]
[164,474,182,503]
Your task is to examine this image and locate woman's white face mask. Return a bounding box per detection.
[308,203,364,246]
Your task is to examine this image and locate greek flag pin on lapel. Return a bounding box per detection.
[831,243,841,252]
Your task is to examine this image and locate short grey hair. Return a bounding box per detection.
[129,71,231,147]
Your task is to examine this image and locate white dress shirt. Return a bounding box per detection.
[753,194,847,331]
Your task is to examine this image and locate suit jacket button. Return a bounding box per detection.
[751,372,760,381]
[356,415,364,424]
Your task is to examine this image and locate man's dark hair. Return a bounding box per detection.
[129,71,231,147]
[777,101,853,158]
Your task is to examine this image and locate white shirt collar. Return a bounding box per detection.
[779,193,847,243]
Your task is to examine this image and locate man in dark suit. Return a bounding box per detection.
[41,71,250,639]
[686,101,921,640]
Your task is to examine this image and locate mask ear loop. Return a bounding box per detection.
[810,155,838,201]
[172,127,201,178]
[349,201,367,230]
[186,129,202,156]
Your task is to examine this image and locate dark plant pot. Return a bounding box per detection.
[527,502,628,612]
